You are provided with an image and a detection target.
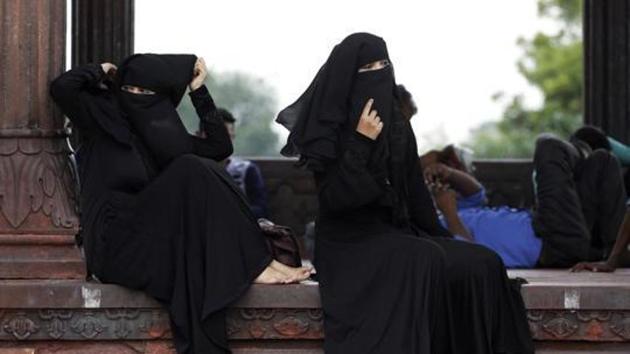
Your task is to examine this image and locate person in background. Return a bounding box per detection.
[571,126,630,199]
[532,127,627,267]
[421,131,627,269]
[423,151,543,268]
[397,85,628,269]
[569,126,630,272]
[199,109,269,219]
[572,207,630,272]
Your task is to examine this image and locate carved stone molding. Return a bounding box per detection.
[226,308,324,340]
[1,312,40,340]
[610,313,630,340]
[0,309,169,341]
[0,136,78,232]
[528,310,630,342]
[2,308,630,343]
[39,310,72,339]
[542,316,579,339]
[0,308,327,341]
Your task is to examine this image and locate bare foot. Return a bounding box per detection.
[269,260,313,283]
[254,265,291,284]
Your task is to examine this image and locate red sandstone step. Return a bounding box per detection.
[3,270,630,310]
[0,259,85,279]
[511,269,630,310]
[1,270,630,345]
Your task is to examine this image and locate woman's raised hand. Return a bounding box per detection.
[189,57,208,91]
[100,62,117,76]
[356,98,383,140]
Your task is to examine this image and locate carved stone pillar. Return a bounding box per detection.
[0,0,82,278]
[72,0,134,67]
[584,0,630,143]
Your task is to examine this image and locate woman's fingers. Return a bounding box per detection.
[375,121,384,133]
[198,58,207,74]
[100,62,117,75]
[193,57,206,76]
[367,108,378,120]
[361,98,374,118]
[375,118,383,128]
[356,98,384,140]
[189,57,208,91]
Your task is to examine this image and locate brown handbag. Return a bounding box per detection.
[258,218,302,268]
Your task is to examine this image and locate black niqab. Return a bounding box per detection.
[277,33,390,164]
[277,32,409,224]
[117,54,198,167]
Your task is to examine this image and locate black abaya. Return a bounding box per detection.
[313,124,533,354]
[51,61,271,353]
[278,33,534,354]
[313,132,453,354]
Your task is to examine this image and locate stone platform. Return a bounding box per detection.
[1,270,630,352]
[512,269,630,345]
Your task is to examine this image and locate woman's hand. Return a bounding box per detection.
[356,98,383,140]
[570,261,617,273]
[100,62,117,75]
[189,57,208,91]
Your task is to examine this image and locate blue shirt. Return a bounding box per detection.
[440,188,542,268]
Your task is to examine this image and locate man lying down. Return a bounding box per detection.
[421,135,626,268]
[420,133,630,269]
[396,85,630,269]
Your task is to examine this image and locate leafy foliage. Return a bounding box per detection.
[466,0,582,158]
[177,71,280,156]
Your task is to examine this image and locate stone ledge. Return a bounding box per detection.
[512,269,630,310]
[1,270,630,344]
[0,281,321,309]
[4,270,630,310]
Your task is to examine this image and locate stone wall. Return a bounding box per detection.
[256,158,534,236]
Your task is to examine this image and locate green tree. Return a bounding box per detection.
[177,71,280,156]
[466,0,583,158]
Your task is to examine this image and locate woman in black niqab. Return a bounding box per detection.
[278,33,534,353]
[51,53,310,354]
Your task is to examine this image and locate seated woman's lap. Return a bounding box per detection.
[100,154,253,298]
[315,233,446,307]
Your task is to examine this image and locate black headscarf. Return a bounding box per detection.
[277,33,411,224]
[117,54,197,167]
[277,33,392,165]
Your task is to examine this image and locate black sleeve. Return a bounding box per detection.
[314,132,385,213]
[49,63,104,136]
[407,139,452,237]
[189,85,233,161]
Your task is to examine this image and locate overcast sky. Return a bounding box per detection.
[134,0,557,151]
